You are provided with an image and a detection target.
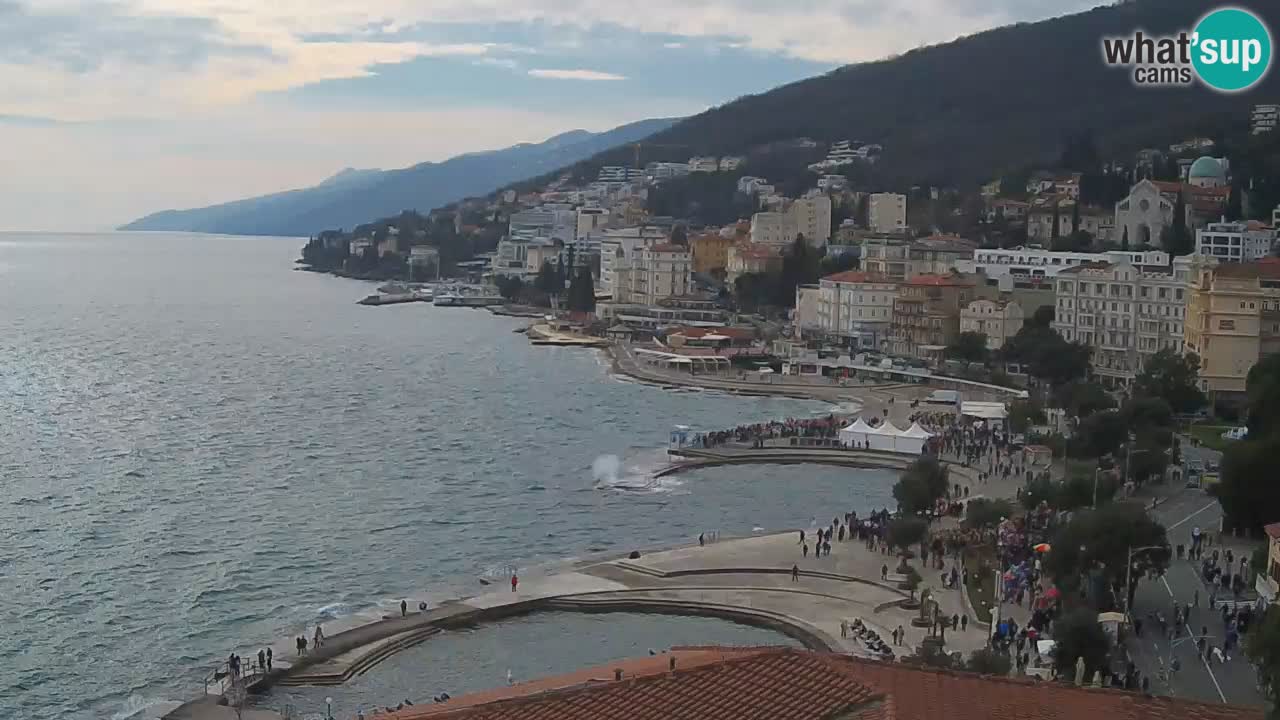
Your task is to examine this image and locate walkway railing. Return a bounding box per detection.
[203,660,267,696]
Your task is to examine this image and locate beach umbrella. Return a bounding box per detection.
[1033,543,1051,553]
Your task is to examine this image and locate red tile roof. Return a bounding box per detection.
[906,273,974,287]
[1265,522,1280,540]
[822,270,894,284]
[649,243,689,253]
[381,648,1260,720]
[734,244,781,259]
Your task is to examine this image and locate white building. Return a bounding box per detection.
[817,175,848,192]
[788,194,832,247]
[1254,104,1280,135]
[719,156,745,171]
[575,206,610,242]
[599,226,669,298]
[962,247,1171,286]
[1052,258,1195,386]
[868,193,907,233]
[648,162,691,180]
[810,270,898,349]
[960,299,1025,350]
[1196,220,1276,262]
[596,165,640,181]
[1114,180,1178,248]
[509,206,574,244]
[688,156,719,173]
[628,244,693,305]
[737,176,767,194]
[750,212,791,247]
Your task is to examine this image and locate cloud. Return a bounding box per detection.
[527,68,625,81]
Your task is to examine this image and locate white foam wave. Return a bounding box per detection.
[591,452,683,494]
[110,695,183,720]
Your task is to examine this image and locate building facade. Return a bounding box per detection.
[868,193,907,233]
[1053,259,1194,386]
[808,271,899,349]
[1114,180,1177,248]
[962,247,1171,286]
[628,244,693,305]
[960,299,1025,350]
[889,275,976,359]
[749,212,790,246]
[860,234,973,281]
[599,226,668,297]
[726,244,782,282]
[1195,220,1276,263]
[788,194,833,246]
[689,232,735,275]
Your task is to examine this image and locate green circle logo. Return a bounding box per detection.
[1192,7,1272,92]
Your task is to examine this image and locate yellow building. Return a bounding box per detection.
[690,232,735,275]
[1184,259,1280,397]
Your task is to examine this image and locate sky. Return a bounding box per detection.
[0,0,1102,231]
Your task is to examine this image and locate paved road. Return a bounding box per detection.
[1124,440,1264,708]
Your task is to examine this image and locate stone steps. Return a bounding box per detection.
[277,626,442,686]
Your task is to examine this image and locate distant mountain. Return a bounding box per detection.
[562,0,1280,189]
[119,118,679,236]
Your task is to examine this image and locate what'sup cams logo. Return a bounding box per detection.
[1102,6,1272,92]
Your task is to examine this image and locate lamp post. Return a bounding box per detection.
[326,696,334,720]
[1124,544,1168,618]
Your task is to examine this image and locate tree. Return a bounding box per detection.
[1051,202,1061,241]
[567,267,596,313]
[535,261,560,296]
[946,331,990,364]
[1001,323,1090,387]
[1043,502,1169,608]
[1053,380,1115,419]
[1008,398,1046,433]
[966,648,1012,676]
[670,224,689,246]
[1052,608,1112,679]
[893,458,950,515]
[1070,200,1081,238]
[1246,353,1280,438]
[495,275,525,301]
[1133,349,1205,414]
[1073,410,1127,458]
[963,498,1016,530]
[1030,305,1055,328]
[1120,225,1129,251]
[1246,605,1280,716]
[887,516,929,550]
[1121,396,1174,435]
[1161,191,1193,256]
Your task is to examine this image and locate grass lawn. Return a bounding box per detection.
[1185,424,1239,454]
[963,545,997,624]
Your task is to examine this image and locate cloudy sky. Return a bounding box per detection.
[0,0,1100,231]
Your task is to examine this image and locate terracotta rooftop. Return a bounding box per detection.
[648,243,689,253]
[906,273,974,287]
[734,244,781,259]
[822,270,894,284]
[1265,522,1280,540]
[378,647,1260,720]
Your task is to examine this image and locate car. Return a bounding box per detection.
[1221,426,1249,441]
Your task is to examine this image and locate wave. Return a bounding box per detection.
[109,695,183,720]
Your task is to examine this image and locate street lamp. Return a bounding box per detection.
[326,696,334,720]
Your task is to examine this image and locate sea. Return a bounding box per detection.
[0,232,896,720]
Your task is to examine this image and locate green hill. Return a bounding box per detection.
[558,0,1280,190]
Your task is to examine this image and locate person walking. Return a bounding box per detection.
[401,599,407,617]
[266,647,273,671]
[961,615,968,632]
[881,563,888,581]
[792,564,800,582]
[841,619,849,638]
[258,649,266,672]
[803,543,809,558]
[511,573,519,592]
[314,624,325,649]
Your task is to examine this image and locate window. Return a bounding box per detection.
[1221,319,1236,330]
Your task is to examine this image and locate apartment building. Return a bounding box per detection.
[868,193,907,233]
[726,243,782,282]
[1184,259,1280,398]
[960,299,1025,350]
[1254,104,1280,135]
[889,274,976,359]
[1195,220,1277,263]
[690,231,735,275]
[789,194,833,246]
[627,244,693,305]
[860,234,974,281]
[599,226,668,297]
[804,271,899,349]
[962,247,1170,287]
[1053,258,1195,386]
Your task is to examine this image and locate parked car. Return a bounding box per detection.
[1221,426,1249,441]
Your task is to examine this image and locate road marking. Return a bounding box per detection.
[1167,501,1219,531]
[1161,575,1228,703]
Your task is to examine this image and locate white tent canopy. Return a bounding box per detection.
[840,419,930,455]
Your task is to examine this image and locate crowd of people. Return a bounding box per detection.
[697,415,842,448]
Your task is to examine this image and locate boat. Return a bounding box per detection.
[358,293,425,306]
[433,294,504,307]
